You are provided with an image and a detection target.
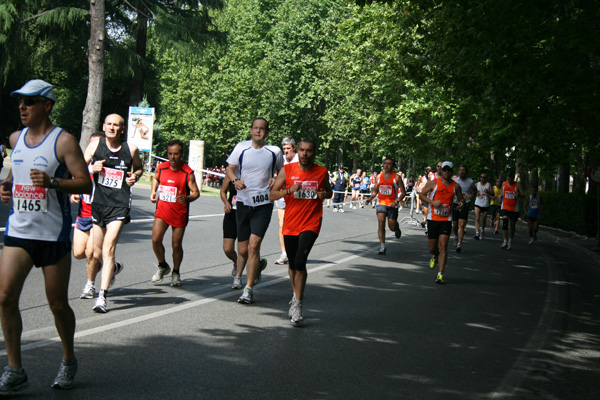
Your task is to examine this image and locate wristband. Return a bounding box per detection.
[280,189,284,197]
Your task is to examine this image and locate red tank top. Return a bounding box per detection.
[427,178,456,222]
[501,181,519,212]
[282,163,328,236]
[377,172,398,206]
[154,161,194,228]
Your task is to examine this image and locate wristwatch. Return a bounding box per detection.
[232,179,239,184]
[50,178,59,189]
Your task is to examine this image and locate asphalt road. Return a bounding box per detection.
[0,178,598,399]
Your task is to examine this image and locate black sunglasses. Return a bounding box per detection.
[18,98,45,106]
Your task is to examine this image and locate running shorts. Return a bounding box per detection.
[235,202,273,242]
[376,205,399,220]
[4,236,71,268]
[427,220,452,239]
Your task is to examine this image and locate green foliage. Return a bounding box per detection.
[537,191,598,236]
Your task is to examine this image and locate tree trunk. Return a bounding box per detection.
[557,165,570,193]
[573,145,588,194]
[80,0,105,151]
[129,10,148,106]
[352,140,359,172]
[529,168,539,191]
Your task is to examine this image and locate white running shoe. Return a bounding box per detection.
[338,208,345,213]
[170,273,181,287]
[507,242,513,250]
[232,276,242,290]
[238,287,253,304]
[500,242,508,249]
[529,238,534,244]
[290,301,303,324]
[288,293,297,317]
[92,292,108,313]
[151,264,171,283]
[79,282,95,299]
[274,255,288,265]
[333,208,338,213]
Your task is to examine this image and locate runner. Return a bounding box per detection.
[0,79,92,393]
[330,165,348,212]
[225,118,283,304]
[365,158,406,255]
[274,137,298,265]
[150,139,200,286]
[350,168,362,209]
[418,161,464,284]
[84,113,143,313]
[270,139,332,323]
[473,172,493,240]
[525,185,543,244]
[500,171,524,250]
[360,171,370,208]
[220,175,268,289]
[490,177,503,234]
[452,165,475,253]
[72,131,104,300]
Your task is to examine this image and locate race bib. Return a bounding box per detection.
[294,181,318,200]
[248,191,270,207]
[159,185,177,202]
[379,185,392,196]
[530,200,539,209]
[231,195,237,210]
[505,191,516,199]
[477,191,487,197]
[99,167,124,189]
[82,193,92,204]
[434,203,450,216]
[14,184,48,213]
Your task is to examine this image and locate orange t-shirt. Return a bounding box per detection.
[377,172,399,206]
[282,163,328,236]
[427,178,456,222]
[501,181,519,211]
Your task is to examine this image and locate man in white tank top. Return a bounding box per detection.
[0,79,92,393]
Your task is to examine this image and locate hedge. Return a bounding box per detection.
[530,191,599,237]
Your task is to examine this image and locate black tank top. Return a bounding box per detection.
[91,137,133,208]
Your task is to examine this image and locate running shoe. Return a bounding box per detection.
[151,264,171,284]
[500,241,508,249]
[420,221,426,228]
[480,233,485,240]
[495,229,499,234]
[79,282,95,299]
[429,255,438,269]
[109,262,124,288]
[274,255,288,265]
[254,257,268,285]
[92,292,108,313]
[490,220,494,228]
[474,233,480,240]
[456,243,462,253]
[290,301,303,324]
[333,207,338,213]
[170,272,181,287]
[435,272,444,284]
[288,293,297,317]
[528,238,534,244]
[51,359,77,390]
[338,208,345,213]
[232,276,242,290]
[231,263,237,277]
[507,242,513,250]
[378,244,386,255]
[0,366,28,394]
[395,225,402,239]
[238,286,253,304]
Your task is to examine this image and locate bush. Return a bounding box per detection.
[533,191,598,237]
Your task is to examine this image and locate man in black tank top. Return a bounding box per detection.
[83,114,143,313]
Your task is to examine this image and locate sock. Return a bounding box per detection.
[158,261,169,268]
[87,280,95,286]
[172,269,180,275]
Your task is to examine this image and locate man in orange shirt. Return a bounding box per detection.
[270,139,332,324]
[365,158,406,255]
[500,171,524,250]
[419,162,464,284]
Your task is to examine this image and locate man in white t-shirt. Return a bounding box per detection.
[452,164,475,253]
[274,137,298,265]
[225,118,283,304]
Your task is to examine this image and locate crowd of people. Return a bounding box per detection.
[0,78,544,395]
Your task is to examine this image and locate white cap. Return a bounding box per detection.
[11,79,57,102]
[441,161,453,170]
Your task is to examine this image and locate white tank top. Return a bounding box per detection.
[474,182,491,207]
[5,127,72,241]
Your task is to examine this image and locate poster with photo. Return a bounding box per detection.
[127,107,154,153]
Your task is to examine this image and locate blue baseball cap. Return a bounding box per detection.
[11,79,57,103]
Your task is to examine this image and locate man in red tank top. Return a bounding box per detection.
[150,140,200,286]
[500,171,524,250]
[419,161,464,284]
[270,139,332,324]
[365,158,406,255]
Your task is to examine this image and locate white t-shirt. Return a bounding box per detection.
[474,181,491,207]
[453,176,474,204]
[275,152,299,209]
[226,140,283,206]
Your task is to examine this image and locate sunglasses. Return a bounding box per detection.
[480,176,487,179]
[18,98,45,106]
